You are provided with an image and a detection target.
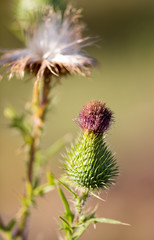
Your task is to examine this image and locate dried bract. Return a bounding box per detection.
[0,6,96,80]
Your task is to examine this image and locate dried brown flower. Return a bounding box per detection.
[0,6,96,80]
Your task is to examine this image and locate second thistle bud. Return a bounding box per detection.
[64,101,118,191]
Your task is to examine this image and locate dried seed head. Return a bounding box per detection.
[0,6,97,80]
[78,100,113,134]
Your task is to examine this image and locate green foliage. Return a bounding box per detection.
[58,182,128,240]
[71,216,128,240]
[58,180,78,199]
[0,219,16,232]
[35,134,72,167]
[0,2,127,239]
[33,173,56,196]
[87,217,129,226]
[58,187,74,224]
[4,107,32,144]
[0,217,16,240]
[65,131,119,191]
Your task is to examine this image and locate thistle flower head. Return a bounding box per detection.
[65,101,118,191]
[78,100,113,134]
[0,6,96,80]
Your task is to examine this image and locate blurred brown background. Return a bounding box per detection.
[0,0,154,239]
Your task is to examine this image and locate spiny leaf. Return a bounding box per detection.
[4,107,32,144]
[72,222,91,240]
[58,180,78,199]
[72,216,129,240]
[58,187,74,224]
[32,173,56,195]
[88,217,130,226]
[90,192,105,201]
[59,216,70,227]
[5,219,16,231]
[59,216,73,238]
[41,134,72,165]
[34,184,55,196]
[47,172,55,186]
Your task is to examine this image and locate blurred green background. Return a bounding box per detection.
[0,0,154,239]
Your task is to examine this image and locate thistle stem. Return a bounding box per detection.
[28,77,51,184]
[62,190,89,240]
[14,77,51,240]
[75,190,89,216]
[28,140,35,183]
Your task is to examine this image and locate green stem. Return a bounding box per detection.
[62,190,89,240]
[14,77,51,239]
[27,76,51,184]
[75,190,89,216]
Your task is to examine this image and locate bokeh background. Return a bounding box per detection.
[0,0,154,239]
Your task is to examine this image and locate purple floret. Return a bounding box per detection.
[78,101,113,134]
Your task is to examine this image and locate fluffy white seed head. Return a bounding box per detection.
[0,6,97,79]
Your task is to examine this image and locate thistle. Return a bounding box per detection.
[0,5,96,80]
[58,101,126,240]
[65,100,119,191]
[0,5,97,239]
[0,2,127,239]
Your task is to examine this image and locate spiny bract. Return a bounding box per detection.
[65,131,119,191]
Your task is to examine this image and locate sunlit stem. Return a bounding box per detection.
[75,190,89,216]
[28,77,51,184]
[15,77,51,240]
[62,190,89,240]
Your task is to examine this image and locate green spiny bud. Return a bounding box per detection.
[64,101,119,191]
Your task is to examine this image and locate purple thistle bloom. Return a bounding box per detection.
[78,100,113,134]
